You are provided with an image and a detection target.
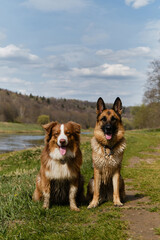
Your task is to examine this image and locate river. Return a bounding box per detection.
[0,133,44,154]
[0,132,92,154]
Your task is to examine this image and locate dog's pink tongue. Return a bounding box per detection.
[60,147,67,155]
[105,134,112,140]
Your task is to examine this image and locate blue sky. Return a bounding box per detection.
[0,0,160,106]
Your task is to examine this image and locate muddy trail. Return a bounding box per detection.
[122,148,160,240]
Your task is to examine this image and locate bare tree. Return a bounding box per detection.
[144,60,160,104]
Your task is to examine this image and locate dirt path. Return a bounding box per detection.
[122,150,160,240]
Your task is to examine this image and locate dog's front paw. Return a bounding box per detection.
[43,203,49,209]
[70,206,80,212]
[87,200,99,209]
[114,201,123,207]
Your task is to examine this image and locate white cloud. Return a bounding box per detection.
[18,89,28,95]
[97,47,150,57]
[47,79,71,84]
[101,64,137,77]
[125,0,154,8]
[96,47,152,64]
[36,72,143,106]
[44,45,93,66]
[139,20,160,54]
[72,63,140,78]
[0,76,32,96]
[0,77,30,85]
[0,44,40,63]
[22,0,90,12]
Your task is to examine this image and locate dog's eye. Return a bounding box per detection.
[101,116,107,122]
[111,116,116,122]
[54,132,58,137]
[66,131,70,135]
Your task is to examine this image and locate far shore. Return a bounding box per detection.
[0,122,44,134]
[0,122,93,134]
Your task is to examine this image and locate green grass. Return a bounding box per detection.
[122,129,160,202]
[0,122,43,133]
[0,144,127,240]
[122,129,160,236]
[0,122,93,134]
[0,129,160,239]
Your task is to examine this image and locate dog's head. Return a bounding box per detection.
[43,121,81,156]
[94,97,124,145]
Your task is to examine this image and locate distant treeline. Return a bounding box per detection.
[0,83,159,130]
[0,89,132,129]
[131,103,160,129]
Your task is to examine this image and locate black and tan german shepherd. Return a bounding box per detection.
[87,97,126,208]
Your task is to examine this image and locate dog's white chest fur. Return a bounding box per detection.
[91,137,126,169]
[45,148,76,180]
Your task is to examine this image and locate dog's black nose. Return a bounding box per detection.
[105,124,111,130]
[60,139,66,144]
[104,124,112,133]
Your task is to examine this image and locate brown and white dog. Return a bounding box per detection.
[32,121,84,211]
[87,97,126,208]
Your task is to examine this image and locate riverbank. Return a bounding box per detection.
[0,122,43,133]
[0,122,93,153]
[0,122,93,134]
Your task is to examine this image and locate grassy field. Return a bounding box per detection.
[123,129,160,203]
[0,122,43,133]
[0,129,160,240]
[0,122,93,134]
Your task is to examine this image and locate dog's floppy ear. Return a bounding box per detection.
[43,121,58,142]
[97,97,106,115]
[69,121,81,134]
[113,97,122,116]
[43,121,58,132]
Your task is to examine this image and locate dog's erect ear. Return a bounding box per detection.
[113,97,122,116]
[69,121,81,134]
[43,121,58,142]
[97,97,106,115]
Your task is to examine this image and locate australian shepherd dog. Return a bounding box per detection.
[87,97,126,208]
[32,121,84,211]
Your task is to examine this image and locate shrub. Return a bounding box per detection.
[122,117,134,130]
[37,115,50,125]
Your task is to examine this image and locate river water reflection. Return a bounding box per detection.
[0,132,92,154]
[0,133,44,154]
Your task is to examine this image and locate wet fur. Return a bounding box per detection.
[87,97,126,208]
